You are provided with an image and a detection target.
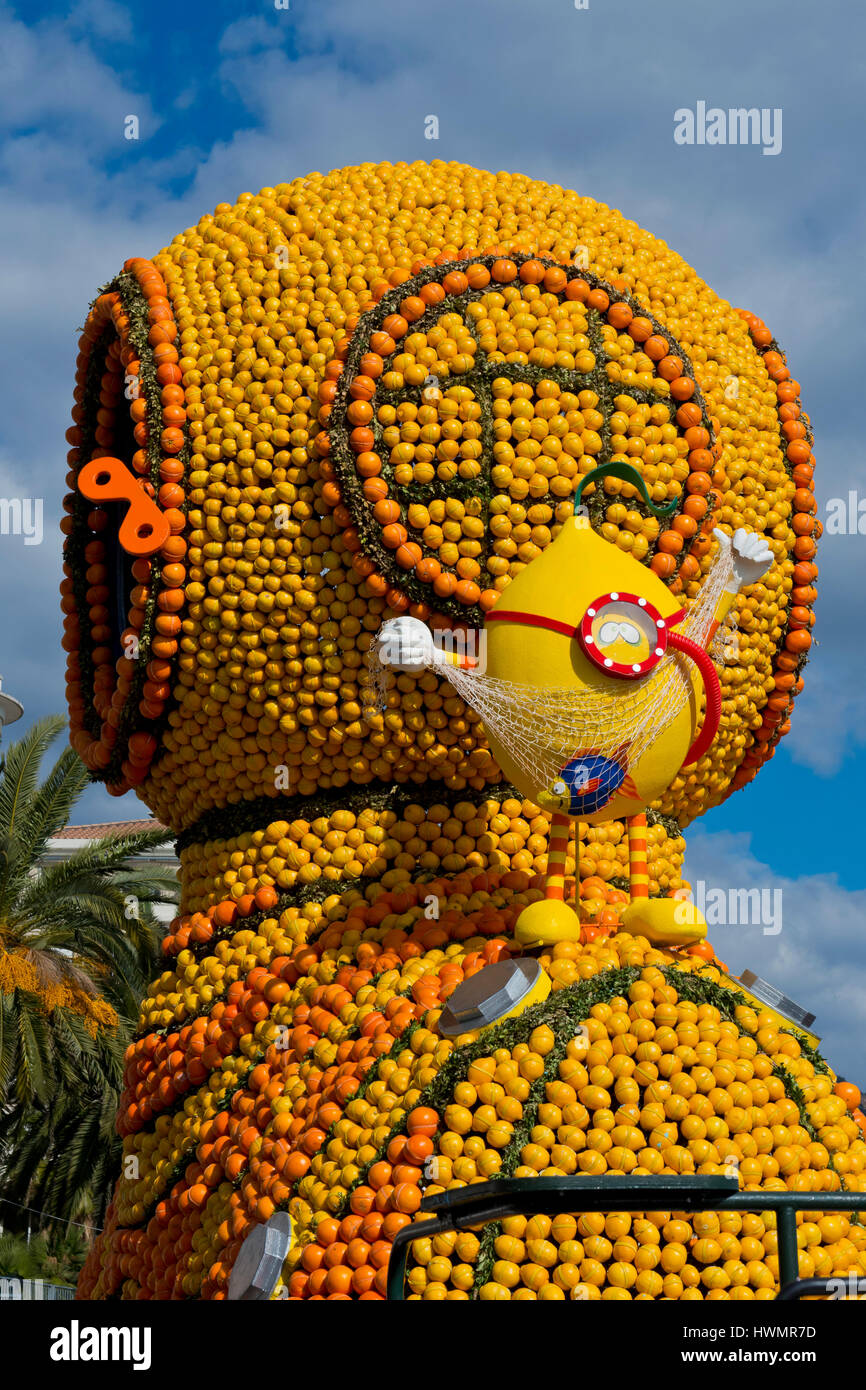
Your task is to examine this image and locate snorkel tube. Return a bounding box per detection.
[666,629,722,766]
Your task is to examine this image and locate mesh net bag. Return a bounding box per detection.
[365,537,733,804]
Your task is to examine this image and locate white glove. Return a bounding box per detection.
[713,527,774,593]
[377,617,436,675]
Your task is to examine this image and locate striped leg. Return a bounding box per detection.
[544,812,571,902]
[575,819,586,912]
[514,811,582,947]
[621,811,708,946]
[627,812,649,903]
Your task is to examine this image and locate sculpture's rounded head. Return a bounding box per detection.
[60,163,816,835]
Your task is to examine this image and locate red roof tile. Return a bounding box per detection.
[51,820,170,840]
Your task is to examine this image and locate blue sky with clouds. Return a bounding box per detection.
[1,0,863,1075]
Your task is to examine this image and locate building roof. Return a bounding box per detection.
[50,820,169,840]
[41,821,178,914]
[43,821,177,869]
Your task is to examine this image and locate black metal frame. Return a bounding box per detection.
[385,1176,866,1301]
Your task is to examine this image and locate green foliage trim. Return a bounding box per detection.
[330,252,713,626]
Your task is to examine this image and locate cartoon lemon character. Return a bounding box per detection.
[376,463,773,950]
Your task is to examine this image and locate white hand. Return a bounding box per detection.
[377,617,435,674]
[731,527,774,588]
[713,527,774,592]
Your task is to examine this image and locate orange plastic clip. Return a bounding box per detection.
[78,457,170,557]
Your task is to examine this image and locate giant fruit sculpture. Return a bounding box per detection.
[63,162,865,1301]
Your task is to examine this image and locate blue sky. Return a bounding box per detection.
[0,0,864,1076]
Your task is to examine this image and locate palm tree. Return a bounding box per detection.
[0,715,178,1232]
[0,1225,88,1285]
[0,1229,45,1281]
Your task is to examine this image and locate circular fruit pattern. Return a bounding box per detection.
[325,253,715,625]
[61,167,818,818]
[61,257,190,794]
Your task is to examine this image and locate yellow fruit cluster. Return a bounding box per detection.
[470,1207,866,1301]
[0,951,117,1034]
[74,160,800,831]
[72,164,824,1304]
[177,797,684,916]
[82,843,864,1303]
[579,820,686,901]
[138,912,295,1031]
[403,970,865,1301]
[114,1058,246,1227]
[293,1020,454,1224]
[378,372,688,588]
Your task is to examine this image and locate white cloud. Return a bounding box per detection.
[0,4,154,155]
[67,0,133,42]
[0,0,863,965]
[685,827,866,1080]
[218,17,277,56]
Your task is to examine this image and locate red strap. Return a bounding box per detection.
[487,606,720,766]
[489,605,688,640]
[668,630,722,766]
[486,609,577,639]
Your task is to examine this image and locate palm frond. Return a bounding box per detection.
[0,1076,124,1232]
[13,998,56,1108]
[8,747,91,873]
[0,1231,44,1279]
[0,992,18,1095]
[12,826,176,910]
[0,717,176,1235]
[0,715,67,838]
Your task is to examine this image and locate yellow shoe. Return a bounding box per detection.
[621,896,707,947]
[515,899,582,949]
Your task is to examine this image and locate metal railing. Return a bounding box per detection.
[386,1175,866,1301]
[0,1277,77,1300]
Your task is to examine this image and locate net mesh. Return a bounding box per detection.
[364,543,734,800]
